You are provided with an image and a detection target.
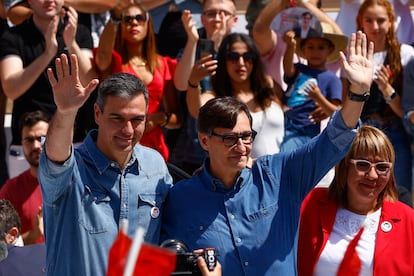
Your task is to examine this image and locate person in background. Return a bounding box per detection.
[0,111,50,245]
[185,32,285,157]
[162,31,374,275]
[335,0,414,44]
[168,0,238,175]
[39,54,172,275]
[0,0,9,186]
[280,19,347,152]
[0,0,97,178]
[95,1,181,162]
[6,0,116,47]
[342,0,414,193]
[0,199,46,276]
[298,125,414,275]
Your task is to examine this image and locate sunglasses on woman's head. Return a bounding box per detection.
[226,52,256,63]
[123,14,148,24]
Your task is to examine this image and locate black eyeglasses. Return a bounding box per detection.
[349,159,392,176]
[210,130,257,147]
[22,136,43,144]
[226,52,256,63]
[123,14,148,24]
[202,9,234,19]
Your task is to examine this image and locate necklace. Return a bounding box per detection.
[129,58,147,68]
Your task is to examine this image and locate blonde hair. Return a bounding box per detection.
[329,125,398,208]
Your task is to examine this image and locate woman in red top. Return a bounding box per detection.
[95,2,181,161]
[298,125,414,275]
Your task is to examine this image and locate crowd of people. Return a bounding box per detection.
[0,0,413,275]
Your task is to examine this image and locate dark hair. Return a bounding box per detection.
[329,125,398,207]
[96,72,149,111]
[0,199,21,242]
[198,97,252,134]
[212,33,276,110]
[19,110,51,136]
[116,3,160,74]
[301,11,313,19]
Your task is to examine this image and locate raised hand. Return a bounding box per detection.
[182,10,199,43]
[340,31,374,93]
[47,54,99,114]
[62,6,78,49]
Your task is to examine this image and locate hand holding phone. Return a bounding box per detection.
[198,39,215,58]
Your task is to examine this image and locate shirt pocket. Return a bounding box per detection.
[247,202,279,244]
[78,185,112,234]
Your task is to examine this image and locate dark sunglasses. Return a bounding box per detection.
[349,159,392,176]
[226,52,256,63]
[123,14,148,24]
[210,130,257,147]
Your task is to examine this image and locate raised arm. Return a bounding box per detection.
[174,10,199,91]
[0,16,59,100]
[95,0,131,74]
[63,7,98,85]
[252,0,290,56]
[340,31,374,128]
[46,54,99,162]
[282,30,296,78]
[63,0,116,14]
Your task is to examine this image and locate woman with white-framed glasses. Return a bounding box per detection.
[298,124,414,276]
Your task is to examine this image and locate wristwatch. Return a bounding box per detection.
[348,90,370,102]
[385,89,397,103]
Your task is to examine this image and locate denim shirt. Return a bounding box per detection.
[161,111,358,275]
[39,130,172,276]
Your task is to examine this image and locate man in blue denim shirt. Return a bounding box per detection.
[38,55,172,275]
[162,32,374,275]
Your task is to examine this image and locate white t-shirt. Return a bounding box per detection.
[314,208,381,276]
[251,101,284,158]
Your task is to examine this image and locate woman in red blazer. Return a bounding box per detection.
[298,125,414,275]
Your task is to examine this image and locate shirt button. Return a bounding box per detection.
[230,214,235,220]
[111,163,116,167]
[123,203,127,208]
[244,262,249,266]
[199,226,204,231]
[236,238,241,243]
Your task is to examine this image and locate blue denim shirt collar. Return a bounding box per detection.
[200,158,247,193]
[84,130,138,175]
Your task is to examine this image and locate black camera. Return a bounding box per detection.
[160,239,217,275]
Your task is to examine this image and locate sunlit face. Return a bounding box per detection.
[346,153,391,211]
[301,38,333,69]
[122,5,149,44]
[360,4,391,46]
[201,0,237,39]
[199,112,252,179]
[28,0,64,19]
[21,121,49,168]
[95,94,147,163]
[225,41,254,84]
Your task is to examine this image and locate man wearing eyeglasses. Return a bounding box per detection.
[162,32,374,275]
[0,110,51,246]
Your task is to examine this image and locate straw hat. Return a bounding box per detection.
[295,22,349,64]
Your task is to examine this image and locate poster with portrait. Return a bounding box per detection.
[270,7,322,38]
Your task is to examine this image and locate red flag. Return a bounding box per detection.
[107,231,177,276]
[337,227,364,276]
[107,230,132,276]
